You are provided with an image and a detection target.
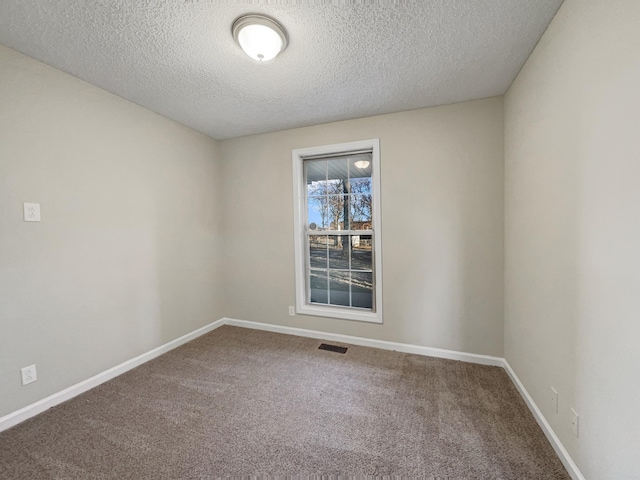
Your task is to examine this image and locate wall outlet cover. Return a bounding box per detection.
[550,387,559,414]
[21,365,37,385]
[570,407,579,437]
[23,203,41,222]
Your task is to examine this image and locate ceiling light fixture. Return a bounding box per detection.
[354,160,371,169]
[232,14,288,62]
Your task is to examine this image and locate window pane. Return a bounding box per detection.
[349,155,373,183]
[351,272,373,309]
[328,235,349,269]
[307,180,328,197]
[306,160,327,195]
[327,158,348,184]
[310,270,328,304]
[308,197,328,231]
[327,195,345,230]
[329,271,350,307]
[309,236,328,269]
[351,235,372,271]
[349,176,372,195]
[350,194,372,229]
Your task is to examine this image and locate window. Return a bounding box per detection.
[292,139,382,323]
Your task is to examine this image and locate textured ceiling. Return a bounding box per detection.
[0,1,563,140]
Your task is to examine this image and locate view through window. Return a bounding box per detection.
[305,154,374,309]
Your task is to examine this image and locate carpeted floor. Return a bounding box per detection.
[0,326,570,479]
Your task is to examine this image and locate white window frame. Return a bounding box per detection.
[292,138,382,323]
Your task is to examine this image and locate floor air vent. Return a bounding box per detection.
[318,343,348,354]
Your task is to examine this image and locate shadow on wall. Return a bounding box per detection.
[573,65,640,477]
[154,141,223,347]
[387,151,503,356]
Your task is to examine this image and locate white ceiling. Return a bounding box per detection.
[0,1,563,140]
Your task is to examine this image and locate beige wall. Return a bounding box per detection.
[219,97,504,357]
[0,46,224,417]
[504,1,640,478]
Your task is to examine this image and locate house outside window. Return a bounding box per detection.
[292,139,382,323]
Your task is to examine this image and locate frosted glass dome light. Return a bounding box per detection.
[232,14,288,62]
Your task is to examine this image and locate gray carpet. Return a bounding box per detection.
[0,326,569,479]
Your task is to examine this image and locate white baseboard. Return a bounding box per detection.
[1,317,501,434]
[225,318,584,480]
[0,315,584,480]
[502,360,585,480]
[0,318,227,433]
[223,317,504,366]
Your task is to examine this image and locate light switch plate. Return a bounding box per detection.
[24,203,41,222]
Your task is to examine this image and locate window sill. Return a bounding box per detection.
[296,304,382,324]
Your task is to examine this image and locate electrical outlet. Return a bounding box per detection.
[21,365,37,385]
[23,203,41,222]
[288,306,295,316]
[550,387,559,414]
[570,408,579,437]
